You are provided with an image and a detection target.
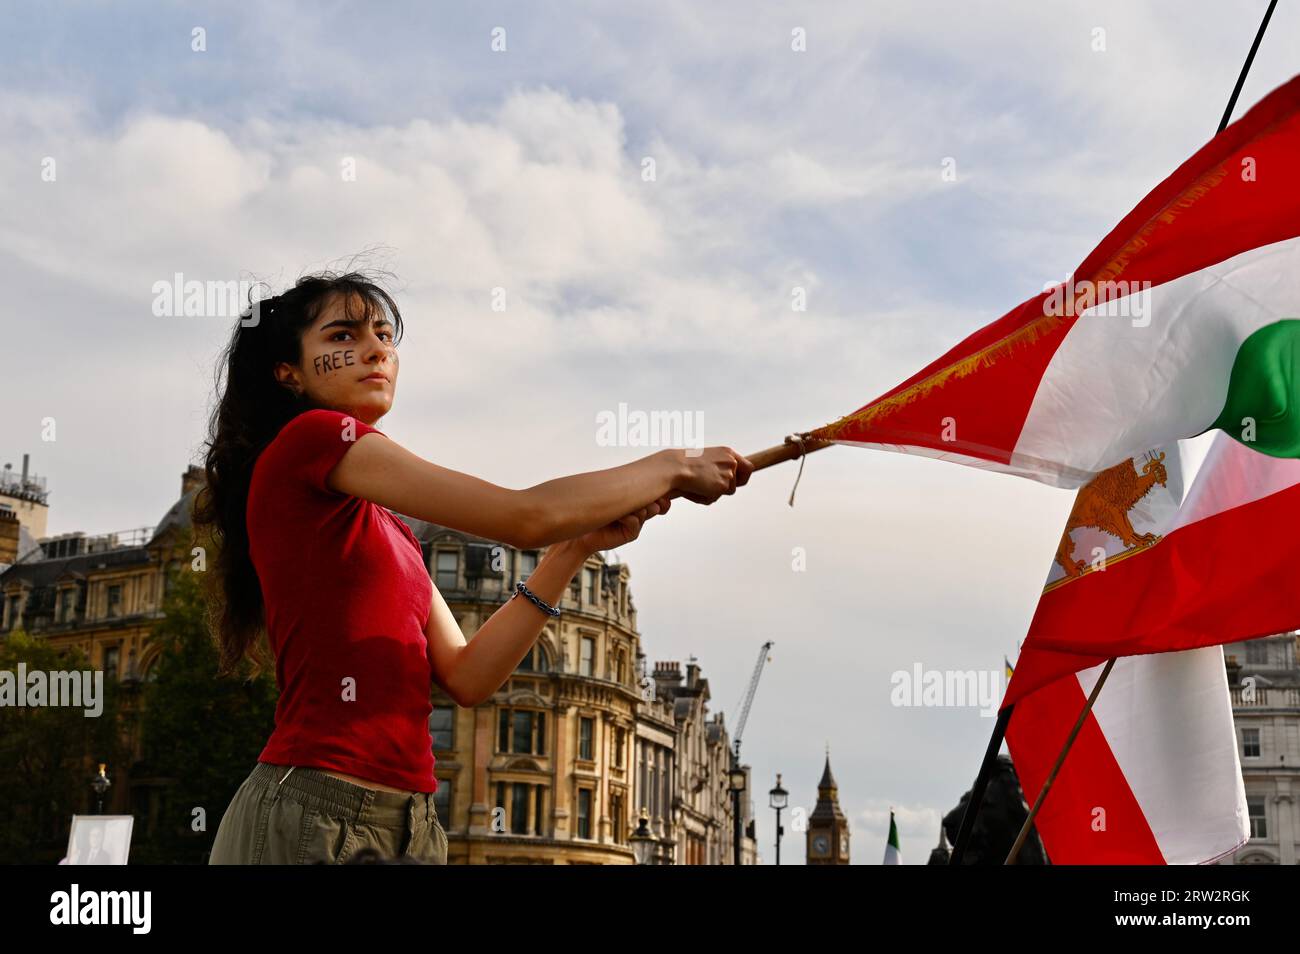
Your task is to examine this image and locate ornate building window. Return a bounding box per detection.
[429,705,455,750]
[498,707,546,755]
[579,636,594,677]
[103,645,120,682]
[434,778,452,830]
[511,782,530,834]
[578,717,594,760]
[1248,796,1267,839]
[611,793,624,845]
[649,751,659,819]
[58,588,76,623]
[435,551,458,590]
[106,583,122,618]
[576,788,592,839]
[515,644,550,672]
[1241,727,1261,759]
[494,782,546,836]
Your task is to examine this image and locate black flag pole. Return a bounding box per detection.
[948,0,1278,867]
[1218,0,1278,135]
[948,703,1013,864]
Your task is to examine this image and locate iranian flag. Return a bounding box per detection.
[1001,436,1283,862]
[883,810,901,865]
[806,74,1300,488]
[993,436,1289,863]
[1005,433,1300,704]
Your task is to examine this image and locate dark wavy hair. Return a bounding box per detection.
[192,270,405,678]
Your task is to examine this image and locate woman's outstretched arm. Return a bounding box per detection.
[328,434,749,549]
[428,537,590,707]
[429,499,669,707]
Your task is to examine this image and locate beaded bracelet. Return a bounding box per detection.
[512,580,561,617]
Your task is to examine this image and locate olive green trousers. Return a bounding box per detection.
[209,761,447,865]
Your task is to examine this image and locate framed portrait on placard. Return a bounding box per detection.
[64,815,134,865]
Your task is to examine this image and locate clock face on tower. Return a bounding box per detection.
[812,834,829,855]
[840,834,849,856]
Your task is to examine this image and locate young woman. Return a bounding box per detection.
[197,271,752,864]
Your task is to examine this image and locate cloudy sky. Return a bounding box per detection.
[2,1,1296,863]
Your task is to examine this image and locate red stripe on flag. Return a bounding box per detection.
[1006,673,1166,864]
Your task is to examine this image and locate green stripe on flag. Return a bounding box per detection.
[1213,319,1300,457]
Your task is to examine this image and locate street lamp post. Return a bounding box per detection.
[769,773,788,866]
[727,763,746,866]
[629,806,655,865]
[90,763,111,815]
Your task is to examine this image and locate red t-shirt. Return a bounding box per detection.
[248,408,438,793]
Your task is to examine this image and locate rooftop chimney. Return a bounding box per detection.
[653,661,684,688]
[181,465,206,499]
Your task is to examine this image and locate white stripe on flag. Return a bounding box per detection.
[1079,645,1249,865]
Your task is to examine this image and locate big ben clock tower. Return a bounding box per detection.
[806,747,850,865]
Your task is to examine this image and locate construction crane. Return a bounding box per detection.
[728,640,773,865]
[731,640,774,762]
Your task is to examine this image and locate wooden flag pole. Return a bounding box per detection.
[1005,657,1117,865]
[744,434,833,472]
[742,434,835,506]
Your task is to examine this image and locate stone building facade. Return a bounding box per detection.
[1222,632,1300,864]
[639,658,758,864]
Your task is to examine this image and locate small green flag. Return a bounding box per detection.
[883,810,901,865]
